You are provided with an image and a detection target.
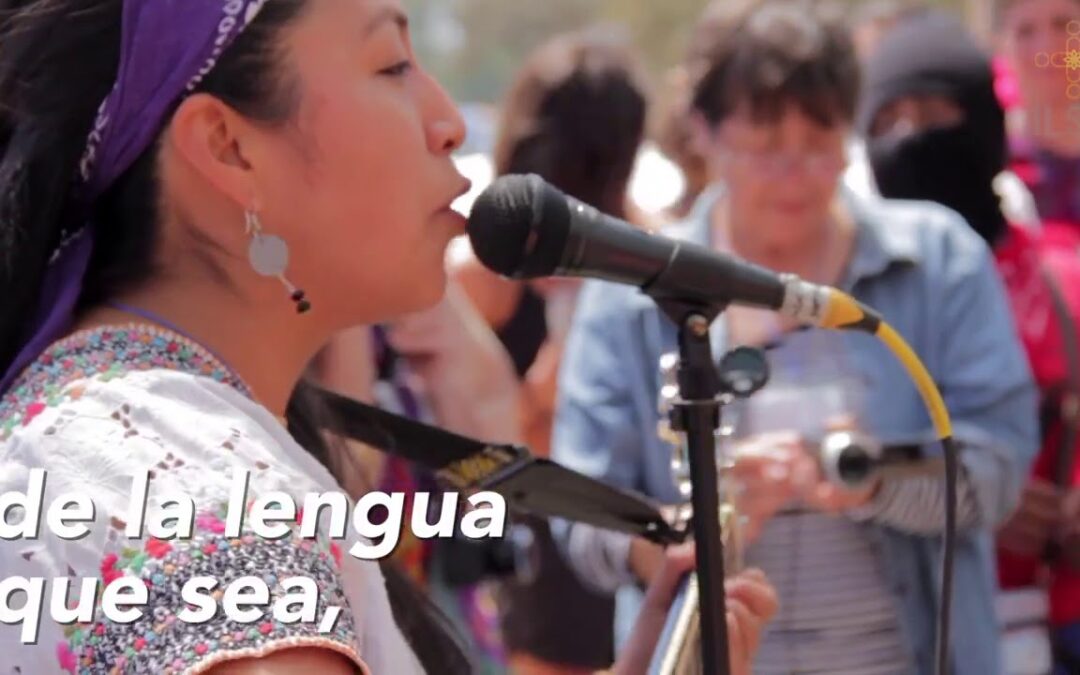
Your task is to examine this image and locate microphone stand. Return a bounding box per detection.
[655,298,730,675]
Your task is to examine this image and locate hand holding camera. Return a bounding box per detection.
[727,417,882,544]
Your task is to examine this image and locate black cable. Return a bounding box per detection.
[936,435,959,675]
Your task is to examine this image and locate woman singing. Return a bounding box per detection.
[0,0,776,673]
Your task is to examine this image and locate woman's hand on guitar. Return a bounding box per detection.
[725,568,780,675]
[611,543,778,675]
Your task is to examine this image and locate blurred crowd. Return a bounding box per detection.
[313,1,1080,673]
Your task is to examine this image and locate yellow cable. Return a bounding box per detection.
[820,287,868,330]
[821,289,953,440]
[875,322,953,439]
[819,287,956,675]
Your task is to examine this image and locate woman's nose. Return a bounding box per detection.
[423,72,467,155]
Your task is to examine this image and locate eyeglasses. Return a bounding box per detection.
[717,148,848,177]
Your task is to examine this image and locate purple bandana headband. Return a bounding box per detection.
[0,0,269,393]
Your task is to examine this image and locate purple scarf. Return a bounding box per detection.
[0,0,269,393]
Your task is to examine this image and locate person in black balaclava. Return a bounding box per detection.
[859,11,1080,675]
[857,9,1009,246]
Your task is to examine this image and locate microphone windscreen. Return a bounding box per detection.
[466,174,571,278]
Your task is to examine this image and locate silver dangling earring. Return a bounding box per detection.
[245,210,311,314]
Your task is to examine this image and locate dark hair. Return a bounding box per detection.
[493,26,649,219]
[0,1,471,672]
[687,0,860,128]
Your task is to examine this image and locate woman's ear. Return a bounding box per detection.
[165,93,261,210]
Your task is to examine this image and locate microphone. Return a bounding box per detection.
[466,174,881,333]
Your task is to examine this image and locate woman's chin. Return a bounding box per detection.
[404,270,450,311]
[336,265,449,325]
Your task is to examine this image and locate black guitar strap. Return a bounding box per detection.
[299,381,687,546]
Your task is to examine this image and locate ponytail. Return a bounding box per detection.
[0,0,124,375]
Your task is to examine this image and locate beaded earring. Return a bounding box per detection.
[245,210,311,314]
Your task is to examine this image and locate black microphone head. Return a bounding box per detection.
[466,173,572,279]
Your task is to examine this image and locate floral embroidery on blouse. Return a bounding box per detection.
[0,325,250,441]
[0,324,373,674]
[55,500,359,675]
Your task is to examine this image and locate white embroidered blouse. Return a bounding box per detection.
[0,324,423,675]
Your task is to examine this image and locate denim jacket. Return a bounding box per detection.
[550,186,1039,675]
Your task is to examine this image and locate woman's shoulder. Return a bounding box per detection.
[1,366,325,497]
[0,366,419,675]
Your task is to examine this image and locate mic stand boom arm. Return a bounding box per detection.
[654,297,731,675]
